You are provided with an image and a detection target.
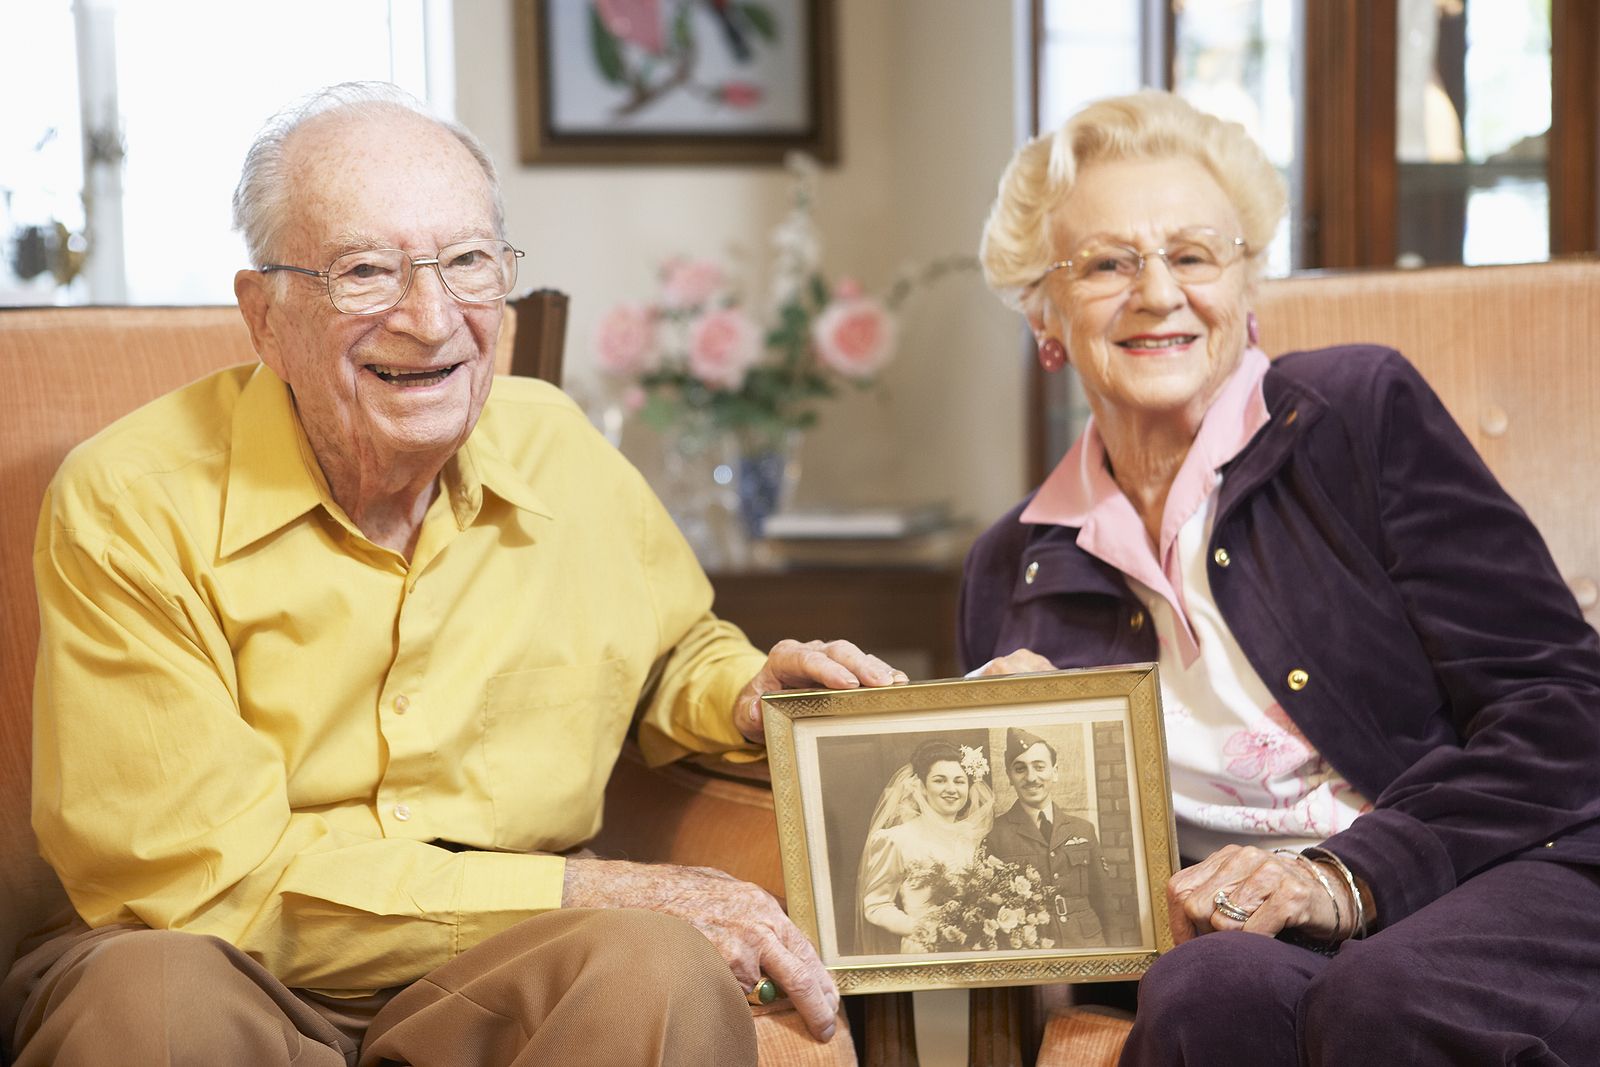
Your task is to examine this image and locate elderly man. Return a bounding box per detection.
[983,728,1110,950]
[0,83,901,1066]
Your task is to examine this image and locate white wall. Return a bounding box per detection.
[452,0,1028,527]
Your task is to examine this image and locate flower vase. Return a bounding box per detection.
[658,418,739,569]
[734,428,803,541]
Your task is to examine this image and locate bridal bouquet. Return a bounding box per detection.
[907,853,1057,952]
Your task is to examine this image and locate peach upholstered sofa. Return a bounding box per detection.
[3,257,1598,1067]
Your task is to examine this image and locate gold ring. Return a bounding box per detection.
[1212,889,1255,923]
[746,977,780,1006]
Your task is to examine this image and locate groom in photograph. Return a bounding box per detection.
[985,728,1111,949]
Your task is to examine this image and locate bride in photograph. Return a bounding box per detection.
[857,738,996,953]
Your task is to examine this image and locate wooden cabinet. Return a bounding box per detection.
[708,563,965,681]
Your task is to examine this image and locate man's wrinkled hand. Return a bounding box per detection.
[734,638,908,743]
[564,858,841,1040]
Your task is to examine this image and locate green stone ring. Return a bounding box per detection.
[746,977,780,1006]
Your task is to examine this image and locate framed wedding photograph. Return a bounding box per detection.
[513,0,839,165]
[761,664,1178,995]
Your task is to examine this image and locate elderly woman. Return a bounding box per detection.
[961,89,1600,1064]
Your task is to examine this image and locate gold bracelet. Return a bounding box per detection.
[1272,847,1341,942]
[1301,846,1366,939]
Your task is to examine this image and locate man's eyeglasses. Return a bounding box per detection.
[1032,228,1248,297]
[260,239,525,316]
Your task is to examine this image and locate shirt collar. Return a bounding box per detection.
[220,367,552,558]
[1022,347,1273,529]
[1018,348,1272,666]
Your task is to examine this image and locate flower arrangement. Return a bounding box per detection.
[591,153,973,447]
[906,854,1057,952]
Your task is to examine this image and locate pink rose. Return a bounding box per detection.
[659,257,725,309]
[812,297,897,378]
[621,384,647,413]
[592,302,660,376]
[718,81,764,109]
[595,0,664,54]
[687,307,762,391]
[832,276,864,300]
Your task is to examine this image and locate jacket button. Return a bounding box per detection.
[1025,561,1040,584]
[1213,547,1231,567]
[1129,609,1146,632]
[1286,668,1309,691]
[394,803,412,821]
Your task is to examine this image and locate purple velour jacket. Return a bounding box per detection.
[958,345,1600,934]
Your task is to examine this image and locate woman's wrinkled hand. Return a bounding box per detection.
[734,638,909,743]
[964,648,1057,678]
[564,858,840,1041]
[1166,844,1354,946]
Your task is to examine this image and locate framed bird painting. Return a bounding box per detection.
[515,0,839,164]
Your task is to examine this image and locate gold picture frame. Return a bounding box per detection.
[513,0,839,165]
[761,664,1177,994]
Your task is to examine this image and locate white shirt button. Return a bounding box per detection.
[393,803,412,821]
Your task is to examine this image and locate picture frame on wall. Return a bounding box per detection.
[761,664,1178,995]
[513,0,838,165]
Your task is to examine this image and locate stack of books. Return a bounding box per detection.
[759,503,970,566]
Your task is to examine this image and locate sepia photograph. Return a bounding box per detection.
[763,665,1179,995]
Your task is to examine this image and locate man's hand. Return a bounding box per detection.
[734,638,908,743]
[564,858,840,1040]
[964,647,1056,677]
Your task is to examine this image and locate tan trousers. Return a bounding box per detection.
[1,908,757,1066]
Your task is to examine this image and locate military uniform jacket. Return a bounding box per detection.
[983,800,1110,948]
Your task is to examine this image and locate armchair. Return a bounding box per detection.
[0,292,852,1066]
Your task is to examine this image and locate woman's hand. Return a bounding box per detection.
[1166,844,1355,946]
[964,647,1057,677]
[734,639,908,743]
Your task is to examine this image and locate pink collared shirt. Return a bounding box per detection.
[1022,347,1273,667]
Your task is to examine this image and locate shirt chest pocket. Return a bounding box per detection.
[481,659,629,850]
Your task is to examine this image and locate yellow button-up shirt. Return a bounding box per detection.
[32,363,767,992]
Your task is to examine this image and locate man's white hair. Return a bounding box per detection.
[232,81,506,267]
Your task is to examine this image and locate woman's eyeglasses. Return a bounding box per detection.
[1033,228,1248,296]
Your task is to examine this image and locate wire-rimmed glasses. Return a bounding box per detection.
[1032,228,1248,296]
[260,239,525,315]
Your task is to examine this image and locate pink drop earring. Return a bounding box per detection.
[1247,311,1261,347]
[1037,336,1067,373]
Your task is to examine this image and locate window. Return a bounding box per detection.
[1,0,451,307]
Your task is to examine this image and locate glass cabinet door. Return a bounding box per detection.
[1395,0,1552,267]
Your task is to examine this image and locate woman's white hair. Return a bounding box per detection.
[979,90,1286,312]
[232,81,506,267]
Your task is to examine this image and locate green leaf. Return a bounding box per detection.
[587,5,627,85]
[672,3,692,53]
[737,2,779,44]
[809,273,829,309]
